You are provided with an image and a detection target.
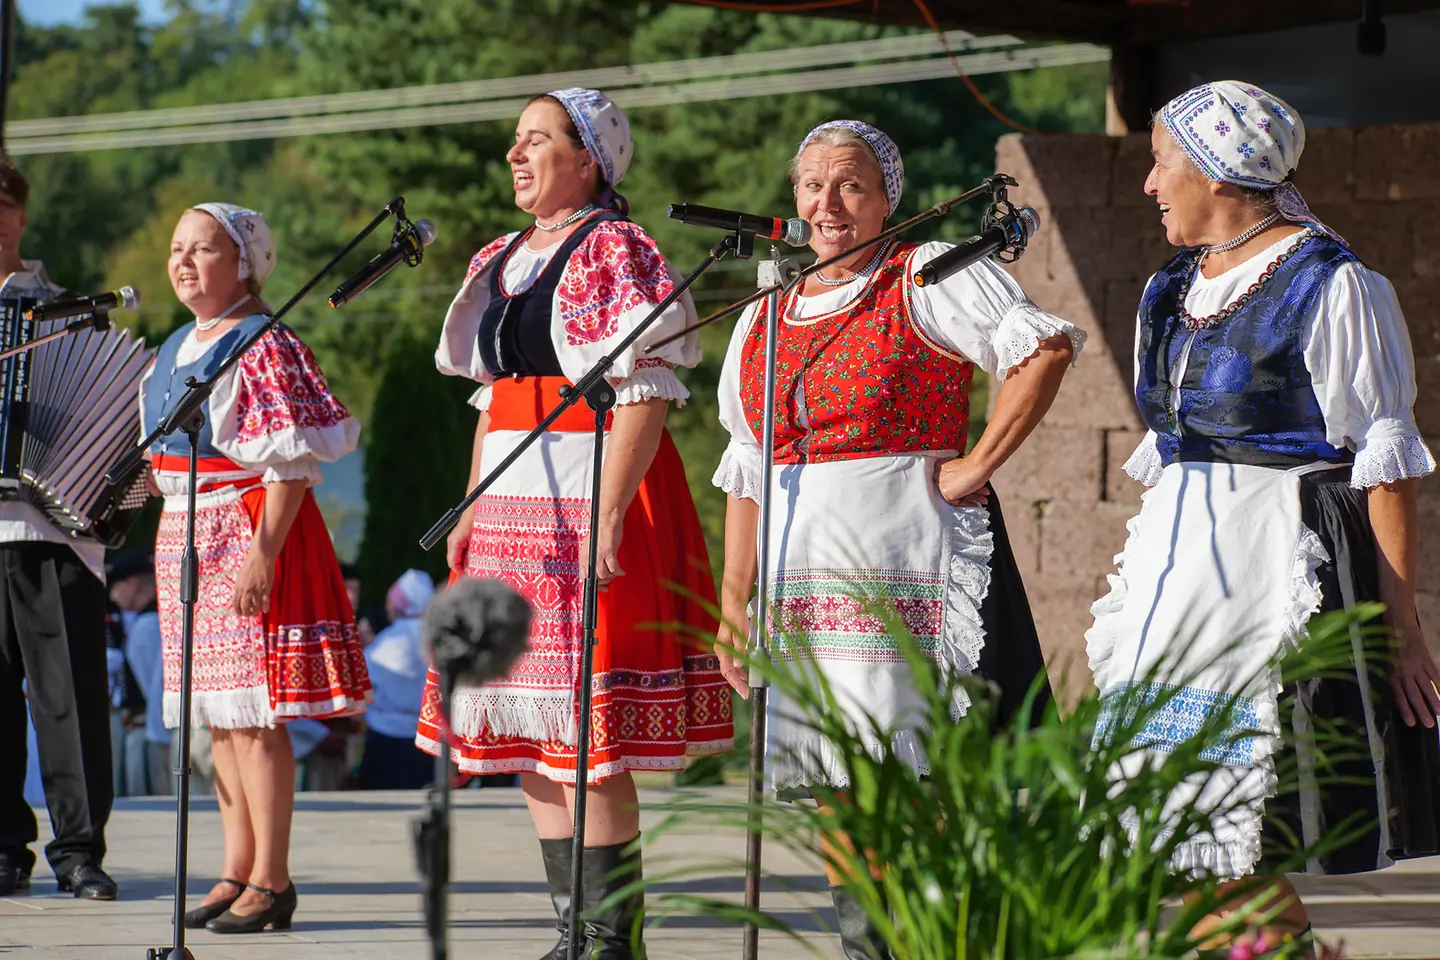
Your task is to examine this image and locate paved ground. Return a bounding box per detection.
[1,788,1436,959]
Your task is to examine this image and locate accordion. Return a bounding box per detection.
[0,295,156,547]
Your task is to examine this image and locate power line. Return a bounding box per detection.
[7,29,1010,138]
[7,42,1107,155]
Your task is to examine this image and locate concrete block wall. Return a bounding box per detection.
[991,124,1440,698]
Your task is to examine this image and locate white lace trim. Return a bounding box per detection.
[768,728,933,794]
[261,455,322,486]
[612,366,690,407]
[992,302,1087,378]
[1122,432,1165,486]
[1084,498,1147,693]
[415,734,734,784]
[468,384,492,412]
[711,440,763,502]
[1350,429,1437,489]
[940,504,994,717]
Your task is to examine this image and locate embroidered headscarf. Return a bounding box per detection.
[386,568,435,620]
[798,120,905,216]
[191,202,276,286]
[1157,81,1344,245]
[546,87,632,215]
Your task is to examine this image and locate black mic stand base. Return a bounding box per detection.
[146,412,205,960]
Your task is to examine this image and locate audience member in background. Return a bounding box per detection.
[358,569,436,790]
[340,562,387,647]
[104,598,138,796]
[110,551,169,797]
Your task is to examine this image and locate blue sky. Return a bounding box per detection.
[19,0,169,26]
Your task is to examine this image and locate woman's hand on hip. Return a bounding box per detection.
[935,456,992,508]
[232,545,276,618]
[714,605,751,700]
[580,512,626,590]
[1392,625,1440,728]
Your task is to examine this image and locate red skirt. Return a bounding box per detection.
[156,461,372,729]
[415,376,734,783]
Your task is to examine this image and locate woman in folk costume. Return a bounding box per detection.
[1088,80,1440,952]
[143,203,369,934]
[419,88,732,959]
[712,120,1084,959]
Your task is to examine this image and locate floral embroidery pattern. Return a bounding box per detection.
[1214,119,1231,136]
[235,326,353,444]
[1237,141,1256,159]
[556,222,675,345]
[466,235,512,282]
[739,243,974,464]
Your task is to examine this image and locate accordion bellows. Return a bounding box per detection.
[0,298,157,547]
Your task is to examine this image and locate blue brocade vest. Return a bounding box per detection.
[143,314,271,460]
[1136,233,1357,468]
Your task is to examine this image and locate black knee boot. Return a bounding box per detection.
[829,885,890,960]
[580,840,646,959]
[539,838,578,960]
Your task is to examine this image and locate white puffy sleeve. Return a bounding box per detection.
[208,324,361,485]
[1123,277,1165,486]
[1305,262,1436,490]
[550,221,699,407]
[436,234,517,412]
[905,241,1085,379]
[711,302,764,503]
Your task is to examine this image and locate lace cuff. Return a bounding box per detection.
[1351,418,1436,489]
[468,384,492,412]
[992,302,1087,378]
[712,439,762,502]
[1122,432,1165,486]
[262,455,323,486]
[612,365,690,407]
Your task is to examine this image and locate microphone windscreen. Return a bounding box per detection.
[414,219,438,246]
[421,576,531,688]
[1015,206,1041,239]
[118,286,141,310]
[784,218,812,246]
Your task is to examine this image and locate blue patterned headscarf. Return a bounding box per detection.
[546,87,632,187]
[1158,81,1344,245]
[798,120,905,216]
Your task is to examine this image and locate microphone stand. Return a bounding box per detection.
[105,196,414,960]
[414,664,456,960]
[417,227,755,960]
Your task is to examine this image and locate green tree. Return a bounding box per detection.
[355,331,477,610]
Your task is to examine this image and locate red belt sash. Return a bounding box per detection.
[487,376,615,433]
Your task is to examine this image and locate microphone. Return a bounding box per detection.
[328,218,437,308]
[668,203,812,246]
[912,206,1041,288]
[24,286,140,323]
[421,576,532,687]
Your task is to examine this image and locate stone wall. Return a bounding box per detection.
[991,123,1440,699]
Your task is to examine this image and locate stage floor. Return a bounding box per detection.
[2,787,1437,959]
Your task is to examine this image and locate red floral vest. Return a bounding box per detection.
[739,242,974,464]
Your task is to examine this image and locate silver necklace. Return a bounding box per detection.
[814,240,889,287]
[1206,213,1281,254]
[534,204,597,232]
[195,294,253,332]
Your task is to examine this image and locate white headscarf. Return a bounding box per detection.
[1157,81,1345,245]
[797,119,905,216]
[547,87,633,188]
[387,569,435,620]
[191,202,277,285]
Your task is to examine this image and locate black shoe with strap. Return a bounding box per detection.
[183,878,246,928]
[205,882,297,934]
[56,863,118,900]
[0,855,31,896]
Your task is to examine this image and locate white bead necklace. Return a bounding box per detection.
[814,240,890,287]
[534,204,597,232]
[1206,212,1281,254]
[195,294,254,332]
